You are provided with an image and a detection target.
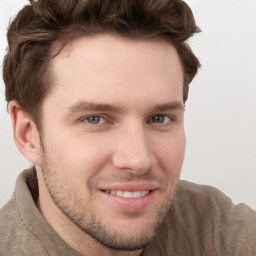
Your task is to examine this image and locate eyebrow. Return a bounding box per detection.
[151,102,185,113]
[66,101,124,114]
[66,100,184,115]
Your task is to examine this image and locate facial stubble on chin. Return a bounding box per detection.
[39,149,177,251]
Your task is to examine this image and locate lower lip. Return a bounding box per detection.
[100,190,155,211]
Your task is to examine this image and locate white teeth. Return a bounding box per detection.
[116,191,123,197]
[123,191,133,198]
[132,191,141,198]
[107,190,150,198]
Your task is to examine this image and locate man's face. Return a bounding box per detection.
[38,35,185,250]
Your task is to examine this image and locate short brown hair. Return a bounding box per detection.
[3,0,200,127]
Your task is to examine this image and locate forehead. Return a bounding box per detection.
[51,34,182,79]
[53,35,178,61]
[45,35,183,112]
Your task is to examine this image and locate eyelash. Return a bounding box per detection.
[148,114,174,124]
[83,116,106,125]
[82,114,174,125]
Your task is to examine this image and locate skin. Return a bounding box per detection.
[9,35,185,256]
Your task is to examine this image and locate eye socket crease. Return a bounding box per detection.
[65,101,184,128]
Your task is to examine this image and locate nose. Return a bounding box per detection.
[112,126,157,174]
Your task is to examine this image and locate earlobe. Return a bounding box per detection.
[8,101,41,165]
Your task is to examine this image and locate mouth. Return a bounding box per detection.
[99,188,155,211]
[103,190,152,198]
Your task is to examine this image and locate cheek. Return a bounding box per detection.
[154,132,185,176]
[42,130,112,180]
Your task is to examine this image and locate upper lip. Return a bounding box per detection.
[99,182,159,192]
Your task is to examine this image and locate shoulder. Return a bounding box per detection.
[144,180,256,256]
[0,195,48,256]
[176,180,256,221]
[175,180,234,214]
[172,180,256,255]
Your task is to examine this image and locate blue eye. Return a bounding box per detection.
[84,116,105,124]
[151,115,171,123]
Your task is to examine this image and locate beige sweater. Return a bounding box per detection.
[0,169,256,256]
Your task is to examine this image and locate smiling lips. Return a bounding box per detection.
[100,184,157,211]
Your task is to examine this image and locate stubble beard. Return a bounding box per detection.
[40,152,177,251]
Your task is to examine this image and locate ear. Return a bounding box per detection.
[8,101,41,166]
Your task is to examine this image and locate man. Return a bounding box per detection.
[0,0,255,255]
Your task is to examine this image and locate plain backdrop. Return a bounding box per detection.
[0,0,255,210]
